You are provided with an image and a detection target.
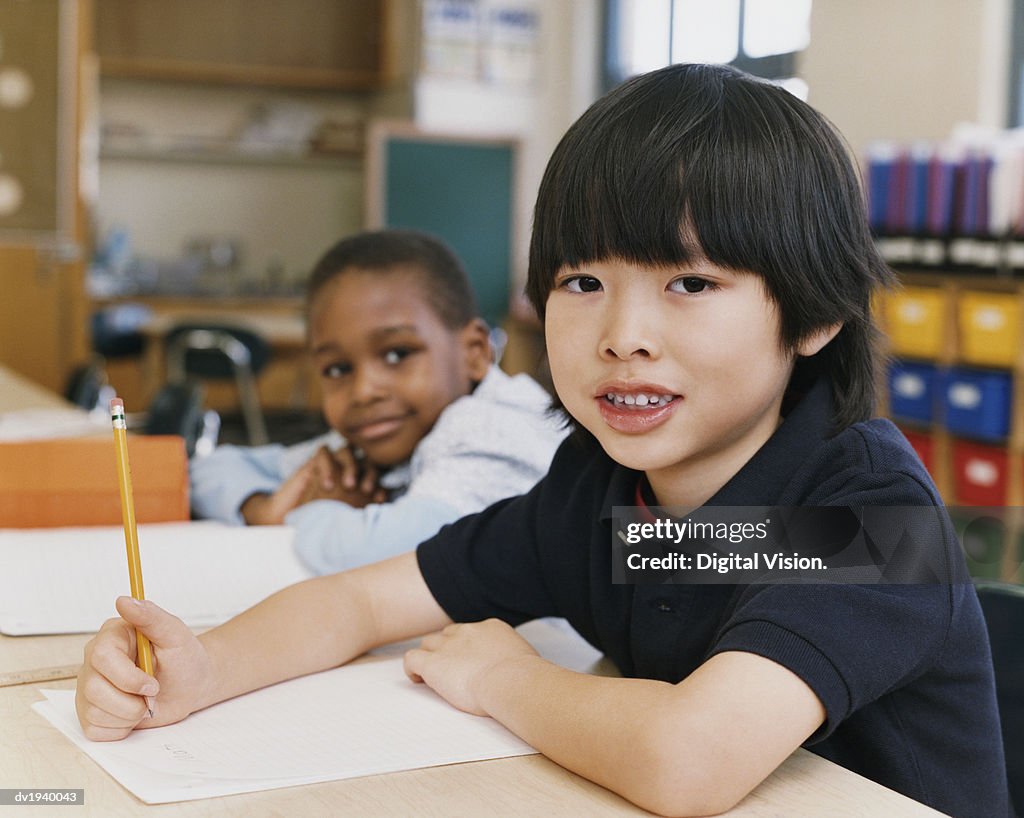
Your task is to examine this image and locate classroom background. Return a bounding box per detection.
[2,0,1024,580]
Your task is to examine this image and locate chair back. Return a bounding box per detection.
[975,579,1024,812]
[165,324,270,382]
[63,361,114,412]
[90,303,152,358]
[144,382,219,458]
[164,323,271,445]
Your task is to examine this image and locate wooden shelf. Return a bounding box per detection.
[100,146,361,170]
[97,57,387,92]
[94,0,394,91]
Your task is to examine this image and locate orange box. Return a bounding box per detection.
[881,287,946,360]
[0,436,189,528]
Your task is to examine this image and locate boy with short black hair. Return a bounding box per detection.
[78,65,1008,817]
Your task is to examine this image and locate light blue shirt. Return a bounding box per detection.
[189,367,568,574]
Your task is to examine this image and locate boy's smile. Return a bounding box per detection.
[545,257,833,509]
[346,412,415,443]
[309,269,490,467]
[596,381,680,434]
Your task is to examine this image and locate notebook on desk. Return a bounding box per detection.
[0,522,313,635]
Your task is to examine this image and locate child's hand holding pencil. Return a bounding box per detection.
[108,397,155,715]
[73,398,213,740]
[75,597,213,739]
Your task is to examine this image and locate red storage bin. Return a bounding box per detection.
[898,427,935,475]
[951,440,1008,505]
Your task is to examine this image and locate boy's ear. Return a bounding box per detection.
[796,322,842,357]
[459,318,493,381]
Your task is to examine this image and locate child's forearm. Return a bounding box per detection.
[475,651,822,817]
[239,492,272,524]
[194,553,450,712]
[195,571,376,709]
[475,657,721,816]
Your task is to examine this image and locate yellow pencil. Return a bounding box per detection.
[110,397,155,716]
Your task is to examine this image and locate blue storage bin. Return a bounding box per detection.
[943,368,1013,441]
[888,361,938,423]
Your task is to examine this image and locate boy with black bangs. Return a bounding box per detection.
[76,65,1008,817]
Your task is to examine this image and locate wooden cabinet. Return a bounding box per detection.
[94,0,393,90]
[0,0,89,392]
[0,246,86,394]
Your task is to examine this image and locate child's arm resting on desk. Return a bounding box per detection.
[242,446,386,526]
[404,620,825,817]
[190,434,347,524]
[285,494,463,574]
[75,552,451,741]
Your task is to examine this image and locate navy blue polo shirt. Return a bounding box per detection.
[417,379,1010,817]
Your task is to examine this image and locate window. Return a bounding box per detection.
[604,0,812,97]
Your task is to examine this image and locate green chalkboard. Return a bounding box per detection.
[371,129,517,327]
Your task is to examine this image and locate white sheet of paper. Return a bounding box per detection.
[32,620,605,804]
[0,407,109,441]
[0,522,313,635]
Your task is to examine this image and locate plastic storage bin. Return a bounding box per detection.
[881,286,946,359]
[887,361,938,423]
[942,368,1012,442]
[951,440,1008,505]
[958,291,1020,368]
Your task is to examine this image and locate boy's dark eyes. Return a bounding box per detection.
[382,346,414,365]
[320,347,414,378]
[559,274,715,294]
[669,276,716,294]
[321,361,352,379]
[561,276,602,293]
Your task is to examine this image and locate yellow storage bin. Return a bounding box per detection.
[958,291,1020,368]
[882,287,946,360]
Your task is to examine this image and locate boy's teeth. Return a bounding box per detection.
[605,392,675,407]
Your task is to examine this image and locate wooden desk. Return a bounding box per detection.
[0,633,89,680]
[0,642,944,817]
[0,366,74,413]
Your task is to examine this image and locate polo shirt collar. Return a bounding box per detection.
[706,377,832,506]
[599,377,833,518]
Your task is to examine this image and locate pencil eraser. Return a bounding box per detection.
[110,397,124,410]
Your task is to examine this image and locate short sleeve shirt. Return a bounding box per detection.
[417,379,1010,817]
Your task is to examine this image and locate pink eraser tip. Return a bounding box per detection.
[110,397,124,410]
